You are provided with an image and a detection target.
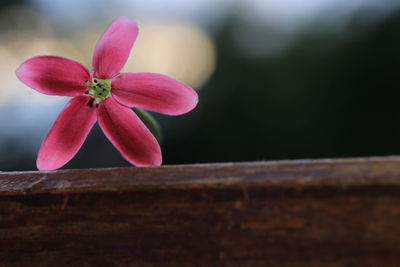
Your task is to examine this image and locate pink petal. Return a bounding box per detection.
[37,96,97,170]
[97,97,162,167]
[16,56,90,96]
[93,17,139,79]
[111,73,199,115]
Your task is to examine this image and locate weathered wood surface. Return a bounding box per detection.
[1,157,400,266]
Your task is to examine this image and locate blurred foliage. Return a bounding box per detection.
[163,10,400,164]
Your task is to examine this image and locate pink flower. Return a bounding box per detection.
[16,17,198,170]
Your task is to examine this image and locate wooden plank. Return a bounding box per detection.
[0,157,400,266]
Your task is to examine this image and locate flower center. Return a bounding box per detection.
[85,77,112,103]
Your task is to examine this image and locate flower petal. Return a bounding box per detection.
[37,96,97,170]
[97,97,162,167]
[16,56,90,96]
[93,17,139,79]
[111,73,199,115]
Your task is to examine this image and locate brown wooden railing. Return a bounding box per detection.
[1,157,400,266]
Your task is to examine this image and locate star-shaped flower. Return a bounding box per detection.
[16,17,198,170]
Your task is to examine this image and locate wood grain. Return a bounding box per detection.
[1,157,400,266]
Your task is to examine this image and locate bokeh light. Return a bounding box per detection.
[124,22,215,89]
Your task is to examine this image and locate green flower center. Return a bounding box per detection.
[86,77,112,103]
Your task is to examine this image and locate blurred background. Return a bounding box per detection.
[1,0,400,171]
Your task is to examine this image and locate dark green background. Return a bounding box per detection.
[3,1,400,170]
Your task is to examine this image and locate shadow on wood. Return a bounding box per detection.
[0,157,400,266]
